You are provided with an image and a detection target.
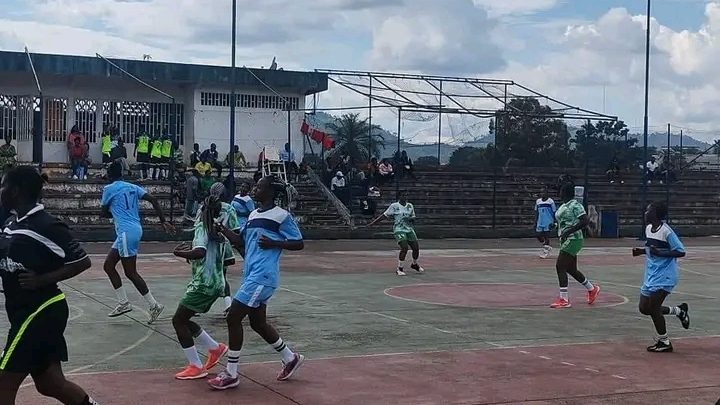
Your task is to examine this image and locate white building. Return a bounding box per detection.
[0,51,328,164]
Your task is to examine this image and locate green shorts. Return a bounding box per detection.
[179,289,222,314]
[394,229,418,244]
[560,238,583,257]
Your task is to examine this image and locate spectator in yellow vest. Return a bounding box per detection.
[161,133,173,180]
[150,134,163,180]
[134,127,151,180]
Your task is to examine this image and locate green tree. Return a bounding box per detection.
[325,113,385,163]
[493,98,573,167]
[573,120,642,169]
[448,146,493,169]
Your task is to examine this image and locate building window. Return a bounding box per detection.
[44,98,68,143]
[0,95,17,141]
[74,99,97,143]
[200,92,300,110]
[103,100,185,146]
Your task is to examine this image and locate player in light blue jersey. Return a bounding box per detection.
[231,182,255,230]
[100,162,174,323]
[534,187,556,259]
[209,176,304,391]
[632,202,690,353]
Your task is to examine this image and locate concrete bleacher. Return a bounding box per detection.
[36,163,347,240]
[354,168,720,238]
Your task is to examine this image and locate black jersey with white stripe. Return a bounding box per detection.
[0,205,87,316]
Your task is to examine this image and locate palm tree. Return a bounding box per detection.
[325,113,385,163]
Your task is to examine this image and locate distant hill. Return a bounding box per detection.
[304,112,712,163]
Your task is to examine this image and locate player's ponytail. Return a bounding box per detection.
[200,195,222,242]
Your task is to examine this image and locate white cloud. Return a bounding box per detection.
[472,0,559,17]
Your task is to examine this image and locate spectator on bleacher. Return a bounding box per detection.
[378,159,394,185]
[195,155,212,177]
[134,128,150,180]
[201,143,222,178]
[281,143,299,182]
[646,157,660,184]
[199,170,214,196]
[100,125,112,165]
[0,136,16,170]
[183,168,201,221]
[190,143,201,167]
[150,134,164,180]
[367,157,378,183]
[331,171,349,205]
[81,139,90,180]
[66,125,84,160]
[69,137,86,180]
[225,145,247,170]
[111,138,131,176]
[160,133,173,181]
[606,156,622,184]
[660,160,678,184]
[400,151,417,180]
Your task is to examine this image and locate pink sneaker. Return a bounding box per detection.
[550,297,571,309]
[587,285,600,305]
[277,353,305,381]
[207,371,240,390]
[204,343,228,370]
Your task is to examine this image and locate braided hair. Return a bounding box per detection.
[200,195,223,242]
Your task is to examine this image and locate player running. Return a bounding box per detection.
[101,162,174,323]
[535,187,556,259]
[633,202,690,352]
[551,183,600,308]
[171,195,229,380]
[0,166,99,405]
[231,182,255,230]
[208,176,305,390]
[367,191,424,276]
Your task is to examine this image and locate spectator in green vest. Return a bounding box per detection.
[134,127,151,180]
[161,133,173,181]
[100,125,112,164]
[150,134,163,180]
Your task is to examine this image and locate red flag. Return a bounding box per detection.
[311,129,324,143]
[300,120,310,135]
[322,135,335,150]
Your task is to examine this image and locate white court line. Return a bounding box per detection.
[383,283,630,310]
[538,356,552,360]
[68,304,84,322]
[584,367,600,373]
[680,266,719,278]
[561,362,576,366]
[597,280,718,300]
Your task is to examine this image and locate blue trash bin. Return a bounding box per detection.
[600,210,619,238]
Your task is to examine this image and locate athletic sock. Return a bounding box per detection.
[224,296,233,310]
[114,286,129,304]
[142,291,159,307]
[183,346,203,368]
[398,260,405,269]
[657,333,670,343]
[80,395,99,405]
[227,350,241,377]
[668,306,681,316]
[271,338,296,363]
[581,278,594,291]
[559,287,569,301]
[196,330,220,351]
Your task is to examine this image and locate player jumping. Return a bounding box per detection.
[208,176,305,390]
[367,191,424,276]
[101,162,174,323]
[171,195,229,380]
[535,186,556,259]
[633,202,690,352]
[551,183,600,308]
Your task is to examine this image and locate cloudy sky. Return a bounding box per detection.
[2,0,720,143]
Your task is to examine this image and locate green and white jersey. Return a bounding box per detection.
[555,199,586,240]
[384,202,416,234]
[195,202,240,231]
[187,224,227,296]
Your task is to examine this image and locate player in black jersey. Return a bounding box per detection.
[0,166,98,405]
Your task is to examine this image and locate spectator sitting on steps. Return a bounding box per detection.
[645,156,660,184]
[378,159,394,185]
[190,143,201,167]
[66,125,84,163]
[225,145,247,170]
[331,171,349,205]
[201,143,222,178]
[0,136,17,172]
[195,156,212,177]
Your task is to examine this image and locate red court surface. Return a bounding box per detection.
[385,283,628,309]
[18,337,720,404]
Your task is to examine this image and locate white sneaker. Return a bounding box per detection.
[396,268,407,276]
[72,175,78,180]
[539,246,552,259]
[411,263,424,273]
[108,302,132,317]
[148,303,165,324]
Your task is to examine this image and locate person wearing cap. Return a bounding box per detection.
[331,171,348,205]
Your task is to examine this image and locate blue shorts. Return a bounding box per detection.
[640,284,675,297]
[234,281,275,308]
[112,229,142,258]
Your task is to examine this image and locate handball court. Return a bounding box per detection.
[4,238,720,404]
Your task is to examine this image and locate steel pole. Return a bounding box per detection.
[640,0,651,238]
[229,0,237,193]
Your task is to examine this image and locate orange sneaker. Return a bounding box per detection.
[204,343,228,371]
[550,297,571,308]
[174,364,208,380]
[587,285,600,305]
